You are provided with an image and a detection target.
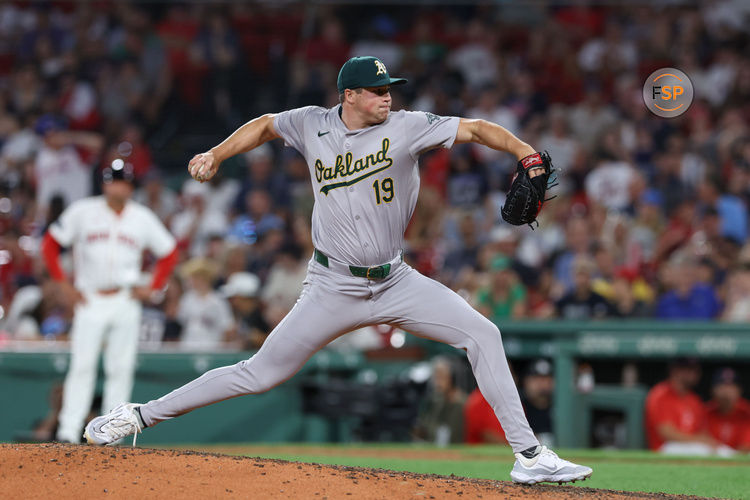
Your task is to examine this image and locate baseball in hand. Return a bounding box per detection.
[189,153,214,182]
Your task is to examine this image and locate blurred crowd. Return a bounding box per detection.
[1,1,750,348]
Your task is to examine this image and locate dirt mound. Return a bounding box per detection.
[1,443,698,499]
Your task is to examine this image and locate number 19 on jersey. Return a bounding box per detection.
[373,178,394,204]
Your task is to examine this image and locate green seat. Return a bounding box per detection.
[571,384,648,449]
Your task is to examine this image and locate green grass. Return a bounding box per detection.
[186,443,750,499]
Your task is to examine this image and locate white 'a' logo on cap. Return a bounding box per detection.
[374,60,387,76]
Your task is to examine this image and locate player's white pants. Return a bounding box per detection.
[56,291,141,443]
[140,260,539,452]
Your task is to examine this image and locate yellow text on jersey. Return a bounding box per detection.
[315,138,393,195]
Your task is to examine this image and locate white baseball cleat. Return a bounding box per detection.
[83,403,143,446]
[510,446,592,485]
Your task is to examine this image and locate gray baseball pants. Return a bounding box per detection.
[139,259,539,453]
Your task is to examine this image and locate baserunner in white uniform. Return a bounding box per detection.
[42,161,178,443]
[85,56,592,485]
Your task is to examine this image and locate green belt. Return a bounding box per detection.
[314,248,394,280]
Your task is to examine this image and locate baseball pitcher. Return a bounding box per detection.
[41,162,178,443]
[84,56,590,484]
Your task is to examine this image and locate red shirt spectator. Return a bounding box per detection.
[464,388,507,444]
[705,367,750,450]
[644,359,710,451]
[706,399,750,450]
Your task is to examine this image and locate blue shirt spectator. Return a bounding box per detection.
[717,195,747,244]
[656,283,721,320]
[698,179,748,244]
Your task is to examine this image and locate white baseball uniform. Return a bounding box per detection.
[50,196,175,443]
[138,105,540,453]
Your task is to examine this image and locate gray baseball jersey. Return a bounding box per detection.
[274,106,459,266]
[137,106,539,454]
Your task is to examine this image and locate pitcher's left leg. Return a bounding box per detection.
[377,267,538,453]
[378,266,592,483]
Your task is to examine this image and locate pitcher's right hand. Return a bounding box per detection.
[188,151,218,182]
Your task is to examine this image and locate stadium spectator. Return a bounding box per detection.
[567,85,617,152]
[466,84,519,185]
[234,144,289,213]
[584,158,636,212]
[555,256,614,319]
[577,20,638,74]
[610,270,654,318]
[655,257,721,320]
[404,186,445,278]
[520,359,555,447]
[159,275,184,343]
[204,171,241,216]
[705,367,750,453]
[645,358,719,455]
[171,180,230,256]
[239,189,284,237]
[627,189,666,267]
[1,115,41,180]
[58,71,100,132]
[537,105,578,176]
[525,268,556,319]
[1,279,70,340]
[445,146,489,211]
[261,243,306,328]
[722,260,750,322]
[221,271,269,350]
[446,19,497,90]
[33,115,102,217]
[132,170,179,225]
[441,211,482,286]
[553,216,593,293]
[476,254,527,322]
[697,177,748,244]
[176,257,233,350]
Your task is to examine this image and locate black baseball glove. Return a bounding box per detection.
[500,151,557,228]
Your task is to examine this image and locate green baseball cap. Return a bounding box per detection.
[337,56,407,93]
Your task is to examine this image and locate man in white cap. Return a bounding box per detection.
[222,272,270,350]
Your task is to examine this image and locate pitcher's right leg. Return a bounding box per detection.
[138,269,369,427]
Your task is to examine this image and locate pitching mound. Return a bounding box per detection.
[1,443,697,499]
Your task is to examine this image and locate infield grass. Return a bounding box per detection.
[182,443,750,499]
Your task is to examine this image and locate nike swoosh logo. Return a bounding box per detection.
[529,464,560,473]
[318,131,330,137]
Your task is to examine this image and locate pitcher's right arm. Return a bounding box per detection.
[189,114,280,182]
